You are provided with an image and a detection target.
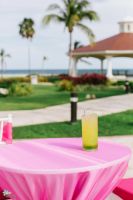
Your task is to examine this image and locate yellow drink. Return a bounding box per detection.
[82,113,98,150]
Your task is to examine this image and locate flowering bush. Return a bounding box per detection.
[60,73,107,85]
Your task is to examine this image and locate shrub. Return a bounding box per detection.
[112,80,126,86]
[0,77,30,86]
[58,80,74,91]
[0,79,19,88]
[9,83,32,96]
[59,74,69,80]
[12,76,30,83]
[60,73,107,85]
[75,84,107,92]
[0,76,49,85]
[75,84,90,92]
[38,76,48,82]
[129,82,133,92]
[47,75,60,83]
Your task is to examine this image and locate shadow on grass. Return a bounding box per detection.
[127,122,133,126]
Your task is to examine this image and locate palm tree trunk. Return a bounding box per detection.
[1,59,4,79]
[42,60,45,75]
[28,39,31,75]
[69,31,72,53]
[68,31,73,76]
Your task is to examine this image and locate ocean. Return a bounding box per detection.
[1,69,133,76]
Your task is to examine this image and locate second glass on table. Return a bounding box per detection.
[82,112,98,150]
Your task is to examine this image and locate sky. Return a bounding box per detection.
[0,0,133,70]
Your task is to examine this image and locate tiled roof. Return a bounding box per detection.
[72,33,133,54]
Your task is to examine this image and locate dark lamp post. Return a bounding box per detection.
[70,92,78,123]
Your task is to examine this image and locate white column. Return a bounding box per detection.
[69,57,78,77]
[106,56,113,79]
[100,59,104,74]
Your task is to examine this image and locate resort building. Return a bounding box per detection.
[71,17,133,78]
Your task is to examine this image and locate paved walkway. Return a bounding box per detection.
[102,135,133,178]
[0,94,133,127]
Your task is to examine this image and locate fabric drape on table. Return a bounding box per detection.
[0,161,128,200]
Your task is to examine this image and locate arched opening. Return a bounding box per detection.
[76,57,104,75]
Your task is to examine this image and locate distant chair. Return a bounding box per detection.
[0,114,12,144]
[113,178,133,200]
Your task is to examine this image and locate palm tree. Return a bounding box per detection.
[74,41,83,50]
[42,0,99,75]
[74,40,91,65]
[0,49,11,79]
[19,18,35,74]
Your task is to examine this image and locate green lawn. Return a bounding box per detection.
[0,85,125,111]
[13,110,133,139]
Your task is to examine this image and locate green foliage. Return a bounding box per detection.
[43,0,99,57]
[75,85,124,99]
[0,79,14,88]
[43,0,99,34]
[111,80,133,86]
[38,76,48,82]
[13,76,30,83]
[75,84,104,92]
[75,84,90,92]
[0,77,30,87]
[47,75,60,83]
[111,80,133,93]
[129,82,133,92]
[112,80,126,86]
[19,18,35,39]
[9,83,32,96]
[0,76,49,85]
[58,80,74,91]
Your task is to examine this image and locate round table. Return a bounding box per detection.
[0,138,131,200]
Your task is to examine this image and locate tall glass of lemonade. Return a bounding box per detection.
[82,113,98,150]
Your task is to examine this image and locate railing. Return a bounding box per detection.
[113,70,133,77]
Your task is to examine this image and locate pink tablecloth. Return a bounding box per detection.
[0,138,131,200]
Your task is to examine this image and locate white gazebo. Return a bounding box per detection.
[70,17,133,78]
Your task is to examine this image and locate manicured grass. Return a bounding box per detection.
[0,85,125,111]
[13,110,133,139]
